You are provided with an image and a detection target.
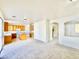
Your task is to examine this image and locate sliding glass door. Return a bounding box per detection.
[0,18,3,52]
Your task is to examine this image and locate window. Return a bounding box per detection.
[75,24,79,33]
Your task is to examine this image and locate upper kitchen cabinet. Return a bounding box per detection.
[4,22,8,31]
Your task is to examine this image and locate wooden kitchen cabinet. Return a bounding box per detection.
[4,22,8,31]
[4,35,12,45]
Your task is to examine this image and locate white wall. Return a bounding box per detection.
[34,20,50,42]
[4,20,30,25]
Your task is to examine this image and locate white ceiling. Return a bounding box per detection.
[0,0,79,21]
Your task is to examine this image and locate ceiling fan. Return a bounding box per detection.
[69,0,77,2]
[65,0,78,8]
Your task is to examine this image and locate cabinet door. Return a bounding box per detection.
[4,35,12,44]
[0,18,3,52]
[4,22,8,31]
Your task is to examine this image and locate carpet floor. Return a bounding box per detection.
[0,39,79,59]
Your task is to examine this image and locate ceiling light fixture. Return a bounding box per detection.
[67,0,77,3]
[12,16,16,18]
[24,19,27,20]
[69,0,77,2]
[12,16,16,20]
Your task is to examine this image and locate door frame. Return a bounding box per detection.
[0,17,4,53]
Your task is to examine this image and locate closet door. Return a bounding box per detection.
[0,18,3,52]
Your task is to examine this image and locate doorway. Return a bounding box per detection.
[52,23,59,39]
[50,23,59,40]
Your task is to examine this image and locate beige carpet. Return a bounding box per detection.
[0,39,79,59]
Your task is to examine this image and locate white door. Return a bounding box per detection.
[0,18,3,52]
